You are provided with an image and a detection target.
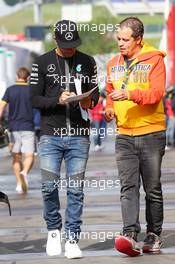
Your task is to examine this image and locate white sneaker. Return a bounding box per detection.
[94,145,100,151]
[98,145,104,150]
[94,145,104,152]
[15,184,23,194]
[65,240,82,259]
[46,230,62,256]
[19,171,28,193]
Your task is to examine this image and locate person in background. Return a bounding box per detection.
[0,67,35,194]
[164,86,175,149]
[89,95,105,151]
[33,108,41,154]
[105,17,166,257]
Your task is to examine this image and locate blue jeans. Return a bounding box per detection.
[115,131,166,236]
[38,136,90,241]
[91,120,104,146]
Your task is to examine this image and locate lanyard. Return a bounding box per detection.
[121,59,135,89]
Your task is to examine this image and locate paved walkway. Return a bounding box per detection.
[0,136,175,263]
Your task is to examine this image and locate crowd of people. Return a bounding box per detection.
[0,16,169,259]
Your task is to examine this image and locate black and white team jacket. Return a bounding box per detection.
[30,49,99,136]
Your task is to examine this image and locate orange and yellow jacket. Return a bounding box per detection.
[106,42,166,136]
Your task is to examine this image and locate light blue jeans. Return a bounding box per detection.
[38,135,90,241]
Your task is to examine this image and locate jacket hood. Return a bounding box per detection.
[108,41,166,69]
[137,41,166,62]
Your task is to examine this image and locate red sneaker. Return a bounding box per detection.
[143,232,162,253]
[115,234,141,257]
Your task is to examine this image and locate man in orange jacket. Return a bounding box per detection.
[105,17,166,257]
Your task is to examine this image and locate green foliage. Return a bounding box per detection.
[78,25,117,55]
[0,6,34,33]
[145,38,161,48]
[41,2,61,24]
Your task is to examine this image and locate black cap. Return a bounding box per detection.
[54,20,81,49]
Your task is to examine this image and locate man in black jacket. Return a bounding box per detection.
[30,20,99,259]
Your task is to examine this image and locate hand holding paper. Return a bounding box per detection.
[62,86,98,103]
[59,91,76,104]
